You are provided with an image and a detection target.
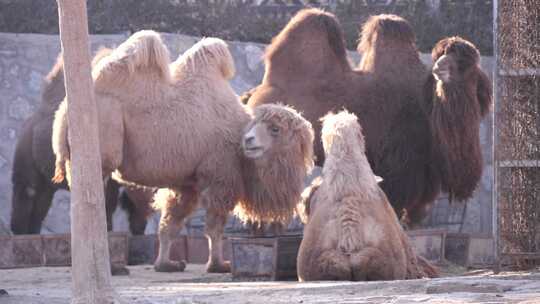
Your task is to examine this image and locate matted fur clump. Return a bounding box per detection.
[297,110,438,281]
[243,9,492,225]
[52,30,314,273]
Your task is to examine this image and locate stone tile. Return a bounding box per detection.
[407,229,445,263]
[42,234,71,266]
[12,235,44,267]
[186,236,209,264]
[0,236,15,268]
[108,232,129,266]
[128,234,158,265]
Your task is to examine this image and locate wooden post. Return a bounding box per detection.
[56,1,119,303]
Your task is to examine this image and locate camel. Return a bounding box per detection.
[243,9,492,225]
[52,30,314,273]
[10,49,150,235]
[297,110,438,281]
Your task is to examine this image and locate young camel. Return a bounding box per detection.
[52,30,314,273]
[297,110,438,281]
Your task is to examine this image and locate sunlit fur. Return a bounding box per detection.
[297,111,438,281]
[244,10,491,224]
[52,30,314,272]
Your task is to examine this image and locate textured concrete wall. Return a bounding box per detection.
[0,0,493,55]
[0,32,494,236]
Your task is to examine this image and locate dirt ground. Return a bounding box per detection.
[1,264,540,304]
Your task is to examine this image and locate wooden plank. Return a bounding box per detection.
[498,68,540,76]
[498,160,540,168]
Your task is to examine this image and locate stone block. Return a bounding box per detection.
[186,236,209,264]
[128,234,158,265]
[407,229,446,263]
[467,235,495,267]
[230,235,302,280]
[42,234,71,266]
[444,233,470,266]
[108,232,129,267]
[12,235,43,267]
[0,236,15,269]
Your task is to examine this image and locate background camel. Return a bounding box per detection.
[52,31,314,273]
[297,110,438,281]
[243,9,492,225]
[10,50,150,235]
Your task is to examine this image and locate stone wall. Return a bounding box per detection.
[0,0,493,55]
[0,32,494,237]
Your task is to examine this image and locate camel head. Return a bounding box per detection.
[243,104,314,169]
[432,36,480,84]
[429,36,491,202]
[321,110,366,159]
[236,104,314,224]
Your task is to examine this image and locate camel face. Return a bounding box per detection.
[432,54,457,83]
[242,104,313,162]
[242,121,275,159]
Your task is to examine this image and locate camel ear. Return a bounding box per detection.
[298,177,322,223]
[298,121,315,170]
[476,69,492,117]
[375,175,383,183]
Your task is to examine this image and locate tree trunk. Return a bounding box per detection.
[56,1,118,303]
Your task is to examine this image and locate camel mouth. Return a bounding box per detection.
[243,146,264,158]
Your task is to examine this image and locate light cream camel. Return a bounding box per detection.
[297,110,438,281]
[52,30,314,273]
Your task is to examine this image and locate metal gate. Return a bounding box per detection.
[494,0,540,269]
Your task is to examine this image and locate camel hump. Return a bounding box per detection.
[92,30,171,89]
[174,37,235,80]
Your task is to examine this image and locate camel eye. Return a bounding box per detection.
[270,125,280,136]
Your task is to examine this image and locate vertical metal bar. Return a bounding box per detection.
[492,0,500,273]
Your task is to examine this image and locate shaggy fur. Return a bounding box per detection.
[52,31,314,273]
[428,36,492,201]
[297,111,438,281]
[243,9,491,224]
[10,50,146,235]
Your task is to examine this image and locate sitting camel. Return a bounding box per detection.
[52,30,314,273]
[297,110,438,281]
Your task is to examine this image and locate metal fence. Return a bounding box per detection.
[494,0,540,269]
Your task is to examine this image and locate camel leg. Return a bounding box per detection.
[10,182,36,234]
[121,189,151,236]
[205,207,230,273]
[28,186,55,234]
[104,178,120,232]
[154,188,198,272]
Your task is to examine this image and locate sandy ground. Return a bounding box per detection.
[1,264,540,304]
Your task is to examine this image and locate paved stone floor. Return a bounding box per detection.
[1,265,539,304]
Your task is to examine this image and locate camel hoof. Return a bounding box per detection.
[206,260,231,273]
[111,264,130,276]
[154,260,186,272]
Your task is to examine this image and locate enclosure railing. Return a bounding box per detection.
[494,0,540,270]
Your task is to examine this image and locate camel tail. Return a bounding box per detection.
[51,100,69,184]
[92,30,171,90]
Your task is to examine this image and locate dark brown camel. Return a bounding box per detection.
[10,50,152,235]
[243,10,492,224]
